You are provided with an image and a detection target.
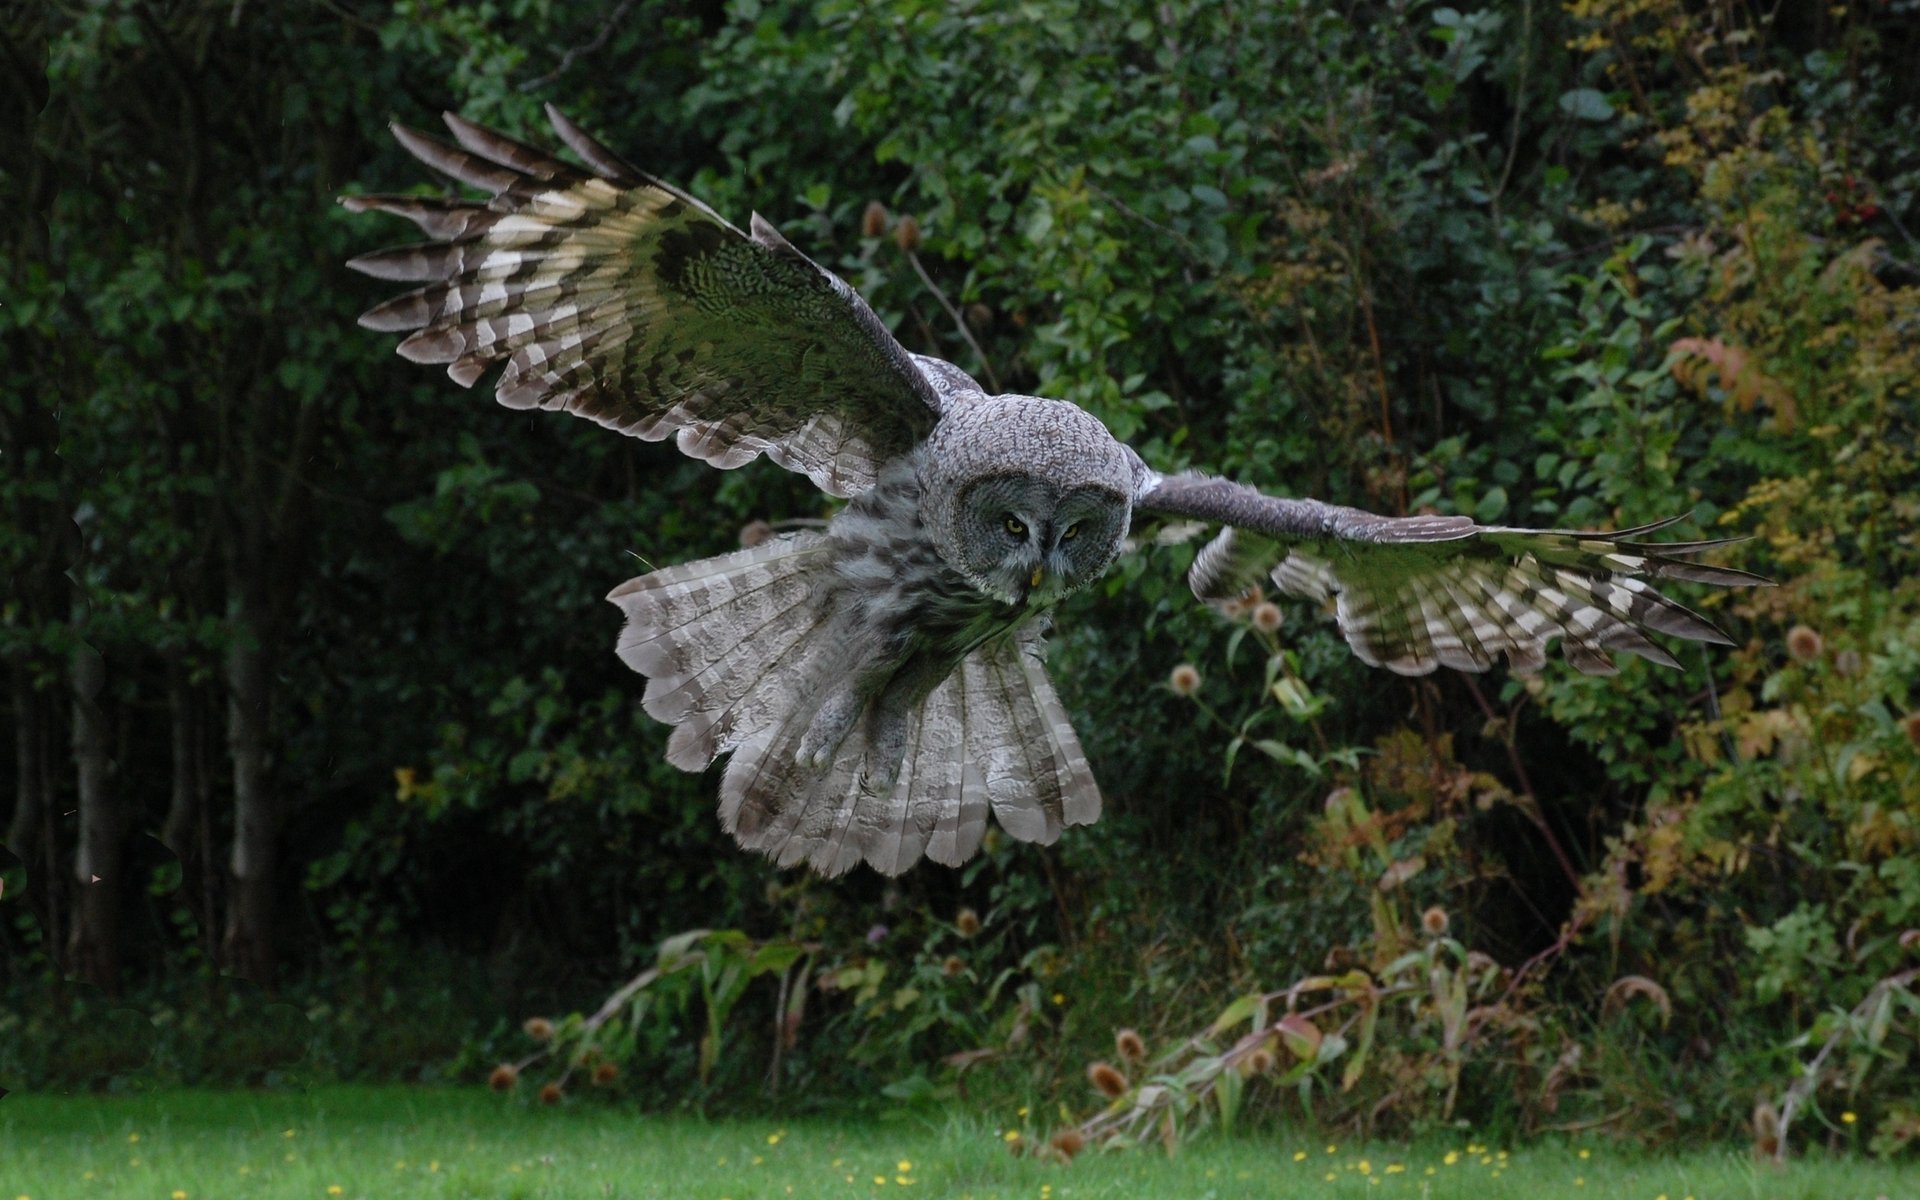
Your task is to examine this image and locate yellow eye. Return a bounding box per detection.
[1061,523,1080,541]
[1004,516,1027,537]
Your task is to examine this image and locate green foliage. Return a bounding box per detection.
[8,0,1920,1158]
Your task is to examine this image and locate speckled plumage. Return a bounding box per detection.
[347,108,1769,877]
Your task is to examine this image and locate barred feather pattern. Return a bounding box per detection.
[715,628,1098,877]
[344,107,946,498]
[609,532,841,771]
[607,456,1101,877]
[1181,518,1764,676]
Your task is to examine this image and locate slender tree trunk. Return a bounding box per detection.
[65,642,124,992]
[221,591,277,983]
[6,669,47,862]
[161,667,215,953]
[163,670,202,856]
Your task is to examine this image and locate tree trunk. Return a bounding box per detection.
[162,667,216,954]
[5,669,48,862]
[5,667,63,978]
[65,642,124,993]
[221,597,277,984]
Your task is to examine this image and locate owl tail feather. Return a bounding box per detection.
[609,531,843,773]
[610,540,1102,877]
[719,631,1102,878]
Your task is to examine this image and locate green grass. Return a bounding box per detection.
[1,1086,1907,1200]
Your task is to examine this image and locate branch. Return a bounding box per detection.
[903,248,1003,393]
[519,0,637,93]
[1773,967,1919,1162]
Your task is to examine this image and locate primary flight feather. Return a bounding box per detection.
[344,107,1768,877]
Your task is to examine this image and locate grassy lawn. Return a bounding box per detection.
[1,1085,1908,1200]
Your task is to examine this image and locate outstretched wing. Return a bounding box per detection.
[343,106,952,497]
[1133,472,1769,676]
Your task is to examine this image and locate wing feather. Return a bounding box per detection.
[345,107,956,497]
[1134,470,1768,676]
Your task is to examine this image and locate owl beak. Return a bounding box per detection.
[1030,566,1045,590]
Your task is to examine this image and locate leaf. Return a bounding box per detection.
[1209,992,1262,1037]
[1342,1000,1379,1092]
[1214,1065,1244,1134]
[657,929,713,969]
[1558,88,1615,121]
[749,942,804,975]
[1314,1031,1349,1065]
[1377,855,1426,891]
[1277,1012,1323,1061]
[1191,183,1228,209]
[1602,974,1673,1026]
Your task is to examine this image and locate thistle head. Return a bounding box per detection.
[1169,663,1201,697]
[1087,1060,1128,1099]
[1786,624,1823,661]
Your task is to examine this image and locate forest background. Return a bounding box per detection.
[4,0,1918,1160]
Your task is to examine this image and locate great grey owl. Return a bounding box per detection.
[344,108,1766,877]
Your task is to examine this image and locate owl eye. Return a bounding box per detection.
[1061,523,1081,541]
[1004,516,1027,538]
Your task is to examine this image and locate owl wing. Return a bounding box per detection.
[1132,472,1769,675]
[343,106,958,498]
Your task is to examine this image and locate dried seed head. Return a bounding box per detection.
[965,302,993,330]
[738,519,773,548]
[1752,1099,1781,1159]
[523,1017,554,1041]
[1834,648,1862,677]
[955,907,982,938]
[861,200,889,238]
[1114,1028,1147,1063]
[942,955,965,978]
[1901,711,1920,750]
[1786,624,1823,661]
[1087,1060,1129,1098]
[894,214,922,252]
[591,1062,619,1086]
[488,1063,519,1092]
[1251,602,1283,633]
[538,1081,563,1105]
[1049,1127,1087,1159]
[1247,1047,1276,1074]
[1421,906,1451,936]
[1169,663,1201,697]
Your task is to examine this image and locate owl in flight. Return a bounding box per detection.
[345,107,1766,878]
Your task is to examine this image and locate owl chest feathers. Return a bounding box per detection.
[824,455,1042,678]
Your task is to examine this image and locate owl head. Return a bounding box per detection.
[919,396,1135,606]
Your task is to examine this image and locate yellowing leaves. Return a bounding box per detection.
[1732,707,1809,762]
[1669,336,1796,429]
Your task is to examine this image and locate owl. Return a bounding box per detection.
[345,108,1767,877]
